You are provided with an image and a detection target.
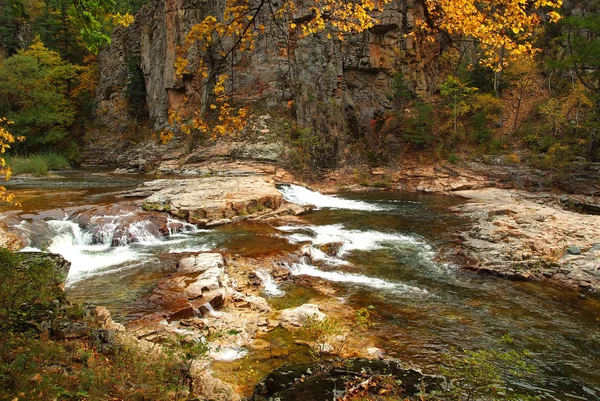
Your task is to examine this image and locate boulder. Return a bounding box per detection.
[231,292,272,313]
[17,252,70,292]
[140,176,283,225]
[177,253,225,274]
[252,359,445,400]
[280,304,326,330]
[190,364,241,401]
[186,268,225,298]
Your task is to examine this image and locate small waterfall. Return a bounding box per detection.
[126,221,161,245]
[278,184,388,211]
[166,215,203,236]
[255,269,284,296]
[287,259,428,295]
[209,346,248,361]
[277,224,420,256]
[44,219,149,283]
[204,303,215,313]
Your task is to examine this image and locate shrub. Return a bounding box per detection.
[0,249,65,332]
[6,152,70,175]
[403,101,435,148]
[298,315,349,361]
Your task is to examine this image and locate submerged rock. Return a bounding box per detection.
[251,358,445,401]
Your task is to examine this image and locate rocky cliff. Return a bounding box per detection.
[85,0,440,170]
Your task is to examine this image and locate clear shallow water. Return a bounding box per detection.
[1,169,149,212]
[5,174,600,400]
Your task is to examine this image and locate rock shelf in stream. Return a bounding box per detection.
[454,188,600,295]
[121,176,299,226]
[148,253,232,322]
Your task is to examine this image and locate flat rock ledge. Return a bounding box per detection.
[453,188,600,295]
[124,176,288,226]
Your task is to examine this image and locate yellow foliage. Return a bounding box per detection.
[422,0,562,70]
[168,0,561,140]
[112,12,135,27]
[0,117,24,205]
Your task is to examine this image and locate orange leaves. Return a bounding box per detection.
[423,0,563,70]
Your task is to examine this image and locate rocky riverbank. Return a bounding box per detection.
[2,161,600,399]
[452,188,600,296]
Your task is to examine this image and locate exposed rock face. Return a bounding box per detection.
[453,188,600,295]
[137,176,283,226]
[87,0,439,169]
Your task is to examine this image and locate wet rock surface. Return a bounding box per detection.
[250,359,445,401]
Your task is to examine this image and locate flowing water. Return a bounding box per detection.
[4,173,600,400]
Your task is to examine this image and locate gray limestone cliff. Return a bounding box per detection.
[85,0,440,170]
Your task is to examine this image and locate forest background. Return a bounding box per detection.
[0,0,599,186]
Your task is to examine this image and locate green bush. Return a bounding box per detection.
[403,100,435,148]
[0,248,193,401]
[0,248,65,332]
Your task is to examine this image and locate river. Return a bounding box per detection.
[3,171,600,400]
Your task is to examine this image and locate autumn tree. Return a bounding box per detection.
[167,0,562,139]
[422,0,562,96]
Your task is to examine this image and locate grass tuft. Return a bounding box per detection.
[6,152,71,176]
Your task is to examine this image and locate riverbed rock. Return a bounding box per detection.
[70,202,170,246]
[88,305,126,333]
[0,220,23,250]
[231,292,272,313]
[454,188,600,295]
[280,304,326,330]
[178,253,225,274]
[190,365,241,401]
[251,359,445,401]
[138,176,283,225]
[144,253,232,323]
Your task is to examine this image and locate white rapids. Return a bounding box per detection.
[278,184,388,211]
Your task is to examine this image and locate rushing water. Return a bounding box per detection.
[5,173,600,400]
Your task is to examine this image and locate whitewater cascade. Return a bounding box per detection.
[278,184,388,211]
[19,216,208,283]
